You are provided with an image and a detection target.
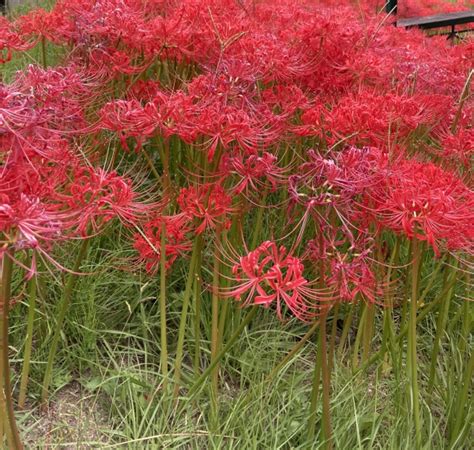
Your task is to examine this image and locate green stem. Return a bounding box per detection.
[41,36,47,68]
[408,240,422,449]
[399,240,413,341]
[307,330,322,443]
[457,286,471,356]
[41,237,90,405]
[172,236,203,399]
[217,297,229,354]
[186,307,258,401]
[162,139,171,193]
[449,349,474,448]
[210,230,221,422]
[250,189,268,250]
[361,303,375,363]
[142,148,161,181]
[159,223,169,390]
[337,304,354,355]
[18,264,38,409]
[319,310,333,449]
[352,302,367,370]
[427,264,457,395]
[328,302,339,374]
[381,238,399,376]
[1,253,23,449]
[192,255,202,376]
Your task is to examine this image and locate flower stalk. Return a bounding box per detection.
[41,237,90,405]
[407,239,423,449]
[18,256,38,408]
[1,253,23,450]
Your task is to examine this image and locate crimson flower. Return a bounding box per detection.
[59,167,149,235]
[0,194,65,251]
[221,241,330,322]
[368,160,474,255]
[177,183,233,235]
[219,151,284,195]
[133,214,192,273]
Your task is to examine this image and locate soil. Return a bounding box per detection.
[22,381,110,449]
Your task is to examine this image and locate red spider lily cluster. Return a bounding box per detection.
[0,64,148,270]
[0,1,472,447]
[1,0,472,322]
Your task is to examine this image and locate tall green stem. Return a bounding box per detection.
[41,237,90,405]
[352,302,367,370]
[18,262,38,409]
[172,236,203,399]
[427,263,457,395]
[210,229,221,422]
[192,253,202,375]
[449,349,474,448]
[328,302,339,374]
[319,310,333,449]
[307,333,322,443]
[361,303,375,363]
[337,304,354,355]
[408,239,422,449]
[185,307,258,402]
[159,223,169,390]
[1,253,23,449]
[41,36,47,68]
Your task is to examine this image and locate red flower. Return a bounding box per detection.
[219,150,284,195]
[177,183,233,235]
[369,160,474,255]
[133,214,192,273]
[0,194,65,250]
[222,241,329,322]
[60,167,149,235]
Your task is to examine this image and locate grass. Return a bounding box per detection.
[6,230,473,449]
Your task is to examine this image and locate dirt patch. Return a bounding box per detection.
[22,381,110,449]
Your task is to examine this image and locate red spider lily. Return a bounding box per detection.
[177,183,233,235]
[16,7,75,44]
[1,66,94,167]
[305,223,385,304]
[126,80,164,103]
[367,160,474,256]
[219,151,284,195]
[159,70,283,161]
[0,17,33,63]
[298,91,453,147]
[85,48,151,81]
[0,194,66,251]
[133,214,193,273]
[58,167,150,235]
[438,129,474,170]
[99,99,158,151]
[221,241,331,322]
[288,147,389,215]
[326,248,380,305]
[261,84,309,117]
